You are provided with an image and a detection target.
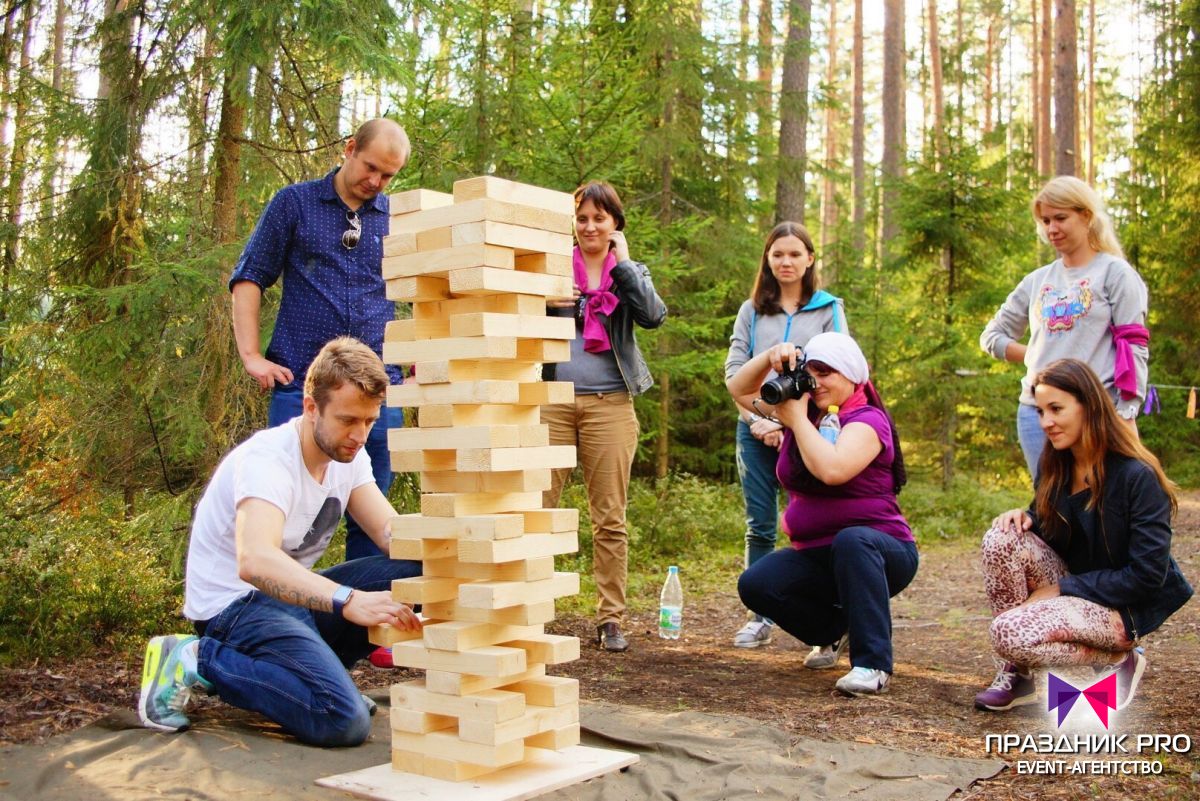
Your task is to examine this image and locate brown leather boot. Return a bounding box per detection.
[597,622,629,652]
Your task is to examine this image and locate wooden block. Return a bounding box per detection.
[516,339,571,363]
[422,469,551,494]
[391,513,525,541]
[422,621,543,652]
[459,702,580,747]
[515,252,572,276]
[391,449,457,473]
[367,624,424,648]
[414,294,547,322]
[382,231,418,257]
[391,575,465,605]
[505,676,580,708]
[414,225,454,251]
[421,491,544,518]
[389,425,522,452]
[386,275,451,302]
[388,188,454,216]
[385,317,450,342]
[453,176,575,216]
[390,707,456,734]
[451,221,573,257]
[390,198,571,236]
[458,531,578,564]
[521,508,580,533]
[502,633,580,665]
[425,664,546,697]
[391,729,525,769]
[389,536,457,560]
[449,312,575,341]
[519,381,574,406]
[390,640,527,677]
[418,404,541,429]
[448,266,574,300]
[383,336,518,366]
[411,360,537,384]
[525,723,581,750]
[391,681,526,723]
[457,445,576,472]
[382,243,515,280]
[458,572,580,610]
[425,555,555,582]
[388,380,520,407]
[390,748,494,782]
[421,599,556,626]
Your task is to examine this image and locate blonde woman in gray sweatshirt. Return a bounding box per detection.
[980,176,1149,480]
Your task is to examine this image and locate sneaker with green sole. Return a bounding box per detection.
[138,634,211,732]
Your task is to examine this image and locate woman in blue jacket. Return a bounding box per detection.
[974,359,1192,712]
[723,222,847,655]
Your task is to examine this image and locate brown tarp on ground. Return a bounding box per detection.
[0,695,1003,801]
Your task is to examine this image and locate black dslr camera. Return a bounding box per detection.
[759,361,818,405]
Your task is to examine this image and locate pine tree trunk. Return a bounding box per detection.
[851,0,865,260]
[1030,0,1039,171]
[1053,0,1077,175]
[212,66,248,245]
[1086,0,1095,183]
[756,0,774,221]
[776,0,812,223]
[928,0,945,164]
[881,0,904,252]
[984,16,996,134]
[1,1,33,382]
[819,0,839,274]
[1039,0,1052,174]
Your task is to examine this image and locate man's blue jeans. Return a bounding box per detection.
[195,555,421,746]
[1016,402,1044,483]
[268,384,401,559]
[735,420,781,568]
[737,527,919,673]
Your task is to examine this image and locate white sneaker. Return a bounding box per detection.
[732,619,773,648]
[835,666,891,696]
[803,637,848,670]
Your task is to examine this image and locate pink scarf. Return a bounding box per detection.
[572,247,619,353]
[1110,324,1150,400]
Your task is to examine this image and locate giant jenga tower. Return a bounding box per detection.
[327,177,636,797]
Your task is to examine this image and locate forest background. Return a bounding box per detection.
[0,0,1197,662]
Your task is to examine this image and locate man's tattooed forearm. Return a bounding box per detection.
[250,574,332,612]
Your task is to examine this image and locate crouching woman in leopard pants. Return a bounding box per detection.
[974,358,1192,713]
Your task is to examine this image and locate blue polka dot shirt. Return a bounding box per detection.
[228,168,402,386]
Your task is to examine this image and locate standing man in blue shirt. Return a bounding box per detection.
[229,118,409,562]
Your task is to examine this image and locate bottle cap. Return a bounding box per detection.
[668,565,678,574]
[827,405,839,413]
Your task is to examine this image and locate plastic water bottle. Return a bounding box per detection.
[819,404,841,444]
[658,565,683,639]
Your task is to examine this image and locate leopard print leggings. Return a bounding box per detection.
[981,523,1132,669]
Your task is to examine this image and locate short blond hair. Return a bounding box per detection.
[304,337,388,411]
[1032,176,1125,259]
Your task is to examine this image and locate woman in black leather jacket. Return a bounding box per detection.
[973,358,1191,714]
[542,181,667,652]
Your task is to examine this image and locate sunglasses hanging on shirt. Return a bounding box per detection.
[342,210,362,250]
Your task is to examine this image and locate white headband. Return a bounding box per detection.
[803,332,870,385]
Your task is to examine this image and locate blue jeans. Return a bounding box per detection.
[195,556,421,746]
[1016,403,1044,483]
[736,420,781,567]
[269,384,402,559]
[737,527,919,673]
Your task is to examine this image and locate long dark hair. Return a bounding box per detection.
[751,221,818,315]
[1033,359,1176,542]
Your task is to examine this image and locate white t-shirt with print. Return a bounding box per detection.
[183,417,374,621]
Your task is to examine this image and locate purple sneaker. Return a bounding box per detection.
[1113,650,1146,710]
[974,662,1036,711]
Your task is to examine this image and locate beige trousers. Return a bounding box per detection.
[542,392,639,626]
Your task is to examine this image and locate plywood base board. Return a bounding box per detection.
[316,745,637,801]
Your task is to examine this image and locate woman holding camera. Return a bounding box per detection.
[980,176,1149,480]
[543,181,667,653]
[974,359,1191,712]
[728,332,916,695]
[724,222,847,653]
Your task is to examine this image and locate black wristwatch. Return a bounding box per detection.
[331,585,355,619]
